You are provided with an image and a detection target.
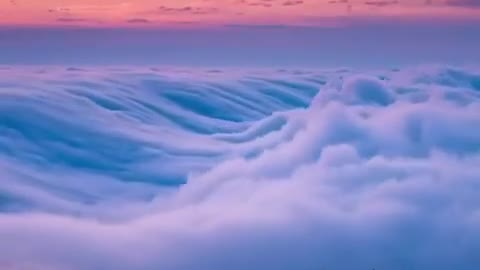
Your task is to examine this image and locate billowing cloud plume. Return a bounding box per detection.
[0,65,480,269]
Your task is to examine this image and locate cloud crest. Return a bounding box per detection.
[0,65,480,269]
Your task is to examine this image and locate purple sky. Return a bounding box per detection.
[1,19,479,67]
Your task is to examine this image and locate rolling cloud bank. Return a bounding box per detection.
[0,65,480,269]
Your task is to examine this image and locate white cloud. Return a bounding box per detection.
[0,65,480,269]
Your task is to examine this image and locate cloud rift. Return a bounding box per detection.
[0,65,480,269]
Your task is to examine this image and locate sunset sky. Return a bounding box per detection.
[1,0,479,66]
[1,3,480,269]
[2,0,480,27]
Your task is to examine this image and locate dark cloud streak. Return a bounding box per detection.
[126,18,151,24]
[364,0,399,7]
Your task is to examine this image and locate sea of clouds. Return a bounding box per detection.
[0,65,480,270]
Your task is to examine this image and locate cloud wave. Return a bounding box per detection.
[0,65,480,270]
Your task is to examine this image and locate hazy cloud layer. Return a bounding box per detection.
[0,65,480,269]
[445,0,480,7]
[3,0,480,28]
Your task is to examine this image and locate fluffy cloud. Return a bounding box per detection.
[0,66,480,269]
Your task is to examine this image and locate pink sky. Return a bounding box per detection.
[1,0,479,27]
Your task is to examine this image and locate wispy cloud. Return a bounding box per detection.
[282,0,304,6]
[56,17,89,23]
[364,0,399,7]
[142,5,220,16]
[126,18,151,24]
